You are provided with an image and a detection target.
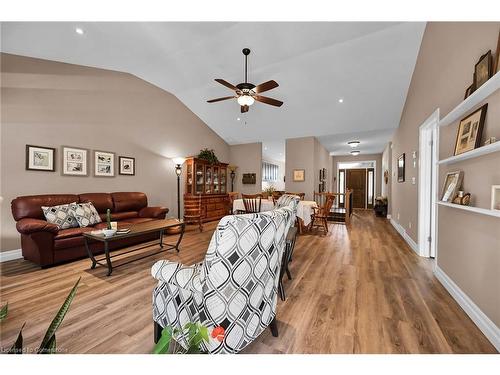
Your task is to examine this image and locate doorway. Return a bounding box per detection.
[338,161,376,209]
[418,109,439,258]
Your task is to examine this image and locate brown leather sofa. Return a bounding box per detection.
[11,192,168,267]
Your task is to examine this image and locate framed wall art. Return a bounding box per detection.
[293,169,305,182]
[397,153,405,183]
[473,50,492,90]
[119,156,135,175]
[62,146,88,176]
[25,145,55,172]
[454,104,487,156]
[94,150,115,177]
[440,171,464,203]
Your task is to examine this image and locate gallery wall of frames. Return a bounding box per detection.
[25,145,135,177]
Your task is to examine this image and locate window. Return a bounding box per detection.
[338,169,345,205]
[262,162,279,182]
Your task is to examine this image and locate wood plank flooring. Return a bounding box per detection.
[0,211,496,353]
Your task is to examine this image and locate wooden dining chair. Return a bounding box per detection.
[228,192,240,214]
[309,193,335,234]
[242,193,262,213]
[285,192,305,200]
[183,194,203,232]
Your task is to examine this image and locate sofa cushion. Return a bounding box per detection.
[70,202,102,227]
[55,227,94,240]
[12,194,79,221]
[111,192,147,212]
[78,193,113,214]
[42,202,79,229]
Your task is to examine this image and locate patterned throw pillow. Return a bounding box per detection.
[42,202,79,229]
[70,202,102,227]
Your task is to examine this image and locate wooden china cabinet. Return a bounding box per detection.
[184,157,229,222]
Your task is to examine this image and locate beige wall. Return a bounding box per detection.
[228,142,262,195]
[0,53,230,251]
[285,137,315,199]
[331,153,383,199]
[391,23,500,327]
[381,143,392,215]
[314,137,333,193]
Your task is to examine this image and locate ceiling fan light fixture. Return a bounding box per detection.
[237,95,255,106]
[350,150,361,156]
[348,141,360,148]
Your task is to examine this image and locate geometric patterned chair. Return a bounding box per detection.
[151,197,299,354]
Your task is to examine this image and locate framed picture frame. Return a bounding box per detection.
[453,104,488,156]
[118,156,135,176]
[494,31,500,74]
[293,169,305,182]
[491,185,500,211]
[25,145,55,172]
[464,83,474,100]
[94,150,115,177]
[473,50,492,90]
[242,173,256,184]
[62,146,88,176]
[440,171,464,203]
[397,154,405,183]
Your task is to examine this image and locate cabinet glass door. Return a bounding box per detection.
[205,166,212,194]
[213,166,219,193]
[195,163,204,194]
[186,161,193,194]
[220,167,226,194]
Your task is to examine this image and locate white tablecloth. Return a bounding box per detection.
[233,199,318,226]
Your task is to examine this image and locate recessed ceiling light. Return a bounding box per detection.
[264,147,268,150]
[338,98,344,103]
[75,27,84,35]
[350,150,360,156]
[237,117,241,121]
[348,141,360,148]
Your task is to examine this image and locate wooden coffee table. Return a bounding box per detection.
[83,219,185,276]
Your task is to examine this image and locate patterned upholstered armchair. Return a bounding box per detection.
[151,197,299,354]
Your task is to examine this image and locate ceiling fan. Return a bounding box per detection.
[207,48,283,113]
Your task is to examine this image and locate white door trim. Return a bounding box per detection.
[418,109,440,258]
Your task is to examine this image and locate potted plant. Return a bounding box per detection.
[153,323,225,354]
[374,196,388,217]
[197,149,219,165]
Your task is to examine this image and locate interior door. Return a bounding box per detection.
[346,169,366,209]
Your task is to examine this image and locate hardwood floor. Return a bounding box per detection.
[0,211,496,354]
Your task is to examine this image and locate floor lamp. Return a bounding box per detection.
[228,165,237,192]
[172,157,186,220]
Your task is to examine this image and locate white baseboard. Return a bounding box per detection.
[0,249,23,262]
[386,214,392,219]
[390,218,420,256]
[434,265,500,352]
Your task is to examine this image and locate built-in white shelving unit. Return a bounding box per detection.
[439,71,500,128]
[437,201,500,218]
[438,141,500,165]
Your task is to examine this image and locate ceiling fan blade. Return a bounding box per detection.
[241,105,249,113]
[215,79,239,91]
[254,80,279,94]
[254,95,283,107]
[207,96,236,103]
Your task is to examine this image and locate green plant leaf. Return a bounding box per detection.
[199,326,209,342]
[0,303,8,322]
[8,322,25,354]
[38,277,80,353]
[153,326,173,354]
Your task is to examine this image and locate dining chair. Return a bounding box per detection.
[242,193,262,213]
[285,192,305,200]
[228,192,240,214]
[183,193,203,232]
[309,193,335,234]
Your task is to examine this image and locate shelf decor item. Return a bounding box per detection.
[25,144,55,172]
[197,148,219,164]
[440,170,464,203]
[62,146,88,176]
[494,31,500,74]
[293,169,305,182]
[474,50,493,90]
[453,104,488,156]
[94,150,115,177]
[397,153,405,183]
[118,156,135,175]
[464,83,475,99]
[491,185,500,211]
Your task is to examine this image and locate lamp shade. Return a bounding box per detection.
[172,157,186,166]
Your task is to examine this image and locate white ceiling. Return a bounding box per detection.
[0,22,425,155]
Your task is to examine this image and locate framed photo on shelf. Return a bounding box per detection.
[464,83,474,99]
[94,150,115,177]
[118,156,135,175]
[491,185,500,211]
[62,146,88,176]
[453,104,488,156]
[494,31,500,74]
[397,153,405,183]
[441,171,464,202]
[293,169,305,182]
[473,50,493,90]
[25,145,55,172]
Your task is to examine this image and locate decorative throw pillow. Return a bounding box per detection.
[70,202,102,227]
[42,202,79,229]
[276,194,297,208]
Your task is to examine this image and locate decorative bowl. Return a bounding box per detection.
[103,229,117,237]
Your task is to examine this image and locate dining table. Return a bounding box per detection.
[232,198,318,232]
